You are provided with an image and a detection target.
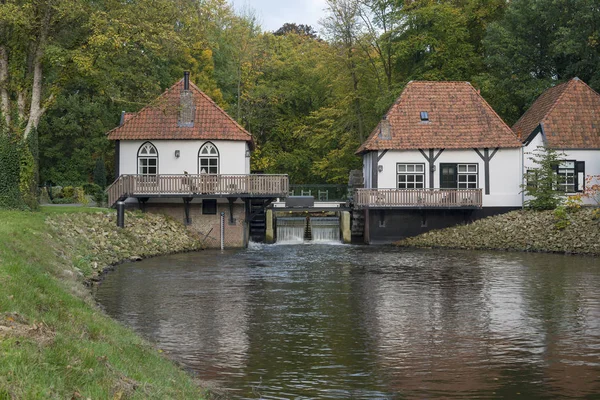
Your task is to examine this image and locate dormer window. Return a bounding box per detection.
[420,111,429,122]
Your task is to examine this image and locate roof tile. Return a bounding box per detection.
[107,79,254,147]
[512,78,600,149]
[357,81,521,154]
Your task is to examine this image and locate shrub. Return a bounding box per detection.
[62,186,75,199]
[523,146,565,211]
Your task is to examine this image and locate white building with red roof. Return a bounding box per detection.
[513,78,600,199]
[106,72,288,247]
[355,81,523,243]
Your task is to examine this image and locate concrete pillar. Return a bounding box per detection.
[341,211,351,244]
[265,209,274,244]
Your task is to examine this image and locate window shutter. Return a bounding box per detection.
[576,161,585,192]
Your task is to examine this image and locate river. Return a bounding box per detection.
[95,244,600,399]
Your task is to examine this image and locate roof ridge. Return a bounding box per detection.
[572,77,600,102]
[188,81,252,139]
[540,79,577,127]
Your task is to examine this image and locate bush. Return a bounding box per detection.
[62,186,75,199]
[523,146,565,211]
[83,183,101,195]
[0,131,23,209]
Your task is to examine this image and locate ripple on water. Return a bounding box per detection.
[95,246,600,399]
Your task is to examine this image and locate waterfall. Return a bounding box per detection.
[310,217,340,243]
[276,217,306,244]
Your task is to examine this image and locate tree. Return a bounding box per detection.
[274,23,318,39]
[523,146,565,211]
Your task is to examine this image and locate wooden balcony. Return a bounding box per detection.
[354,188,483,208]
[107,174,289,207]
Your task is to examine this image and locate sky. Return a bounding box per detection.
[229,0,329,33]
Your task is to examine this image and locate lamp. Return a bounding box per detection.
[378,165,383,172]
[175,150,180,158]
[245,150,251,158]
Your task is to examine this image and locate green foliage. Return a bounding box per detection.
[93,157,107,189]
[18,129,39,210]
[553,206,571,230]
[523,146,564,211]
[0,131,23,209]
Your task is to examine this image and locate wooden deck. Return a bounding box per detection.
[108,174,289,206]
[354,188,483,208]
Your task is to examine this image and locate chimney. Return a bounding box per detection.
[178,71,195,127]
[183,71,190,90]
[379,117,391,140]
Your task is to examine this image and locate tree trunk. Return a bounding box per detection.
[0,45,9,128]
[23,4,51,140]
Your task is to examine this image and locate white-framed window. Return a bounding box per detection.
[199,142,219,174]
[457,164,478,189]
[137,142,158,178]
[557,160,576,193]
[397,163,425,189]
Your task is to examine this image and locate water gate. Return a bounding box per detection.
[275,217,306,244]
[310,217,340,243]
[275,216,341,244]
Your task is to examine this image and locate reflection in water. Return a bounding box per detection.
[95,245,600,399]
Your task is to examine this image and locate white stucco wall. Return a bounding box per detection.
[524,132,600,204]
[372,148,523,207]
[119,140,250,176]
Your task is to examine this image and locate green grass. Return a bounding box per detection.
[0,208,206,399]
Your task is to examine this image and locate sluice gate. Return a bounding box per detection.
[275,216,341,244]
[275,217,306,244]
[310,217,340,243]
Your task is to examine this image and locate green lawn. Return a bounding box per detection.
[0,208,206,399]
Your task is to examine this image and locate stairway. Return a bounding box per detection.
[249,199,267,242]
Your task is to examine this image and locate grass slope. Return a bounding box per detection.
[0,208,206,399]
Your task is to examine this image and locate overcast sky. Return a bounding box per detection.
[229,0,329,33]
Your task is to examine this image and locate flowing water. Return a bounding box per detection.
[310,217,340,243]
[95,245,600,399]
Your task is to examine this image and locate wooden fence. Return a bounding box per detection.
[108,174,289,206]
[354,188,482,208]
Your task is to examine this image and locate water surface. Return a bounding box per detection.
[95,245,600,399]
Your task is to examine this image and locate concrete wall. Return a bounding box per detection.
[119,140,250,176]
[135,199,247,248]
[364,207,520,244]
[371,148,523,207]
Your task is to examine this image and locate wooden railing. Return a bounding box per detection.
[107,174,289,207]
[354,188,483,208]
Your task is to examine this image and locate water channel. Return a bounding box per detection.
[95,245,600,399]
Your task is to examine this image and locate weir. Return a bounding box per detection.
[275,217,306,244]
[275,216,341,244]
[310,217,340,243]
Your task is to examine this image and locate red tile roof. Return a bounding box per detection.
[107,79,254,147]
[512,78,600,149]
[357,81,521,154]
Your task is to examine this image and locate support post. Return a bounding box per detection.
[341,211,351,244]
[183,197,192,225]
[227,197,237,225]
[116,201,125,228]
[364,208,371,244]
[265,209,274,244]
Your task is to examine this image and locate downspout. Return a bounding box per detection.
[520,140,525,209]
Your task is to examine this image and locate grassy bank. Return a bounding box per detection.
[0,207,206,399]
[396,208,600,255]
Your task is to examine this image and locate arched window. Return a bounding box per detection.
[138,142,158,177]
[198,142,219,174]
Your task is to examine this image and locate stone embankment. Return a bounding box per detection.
[396,208,600,255]
[46,210,204,282]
